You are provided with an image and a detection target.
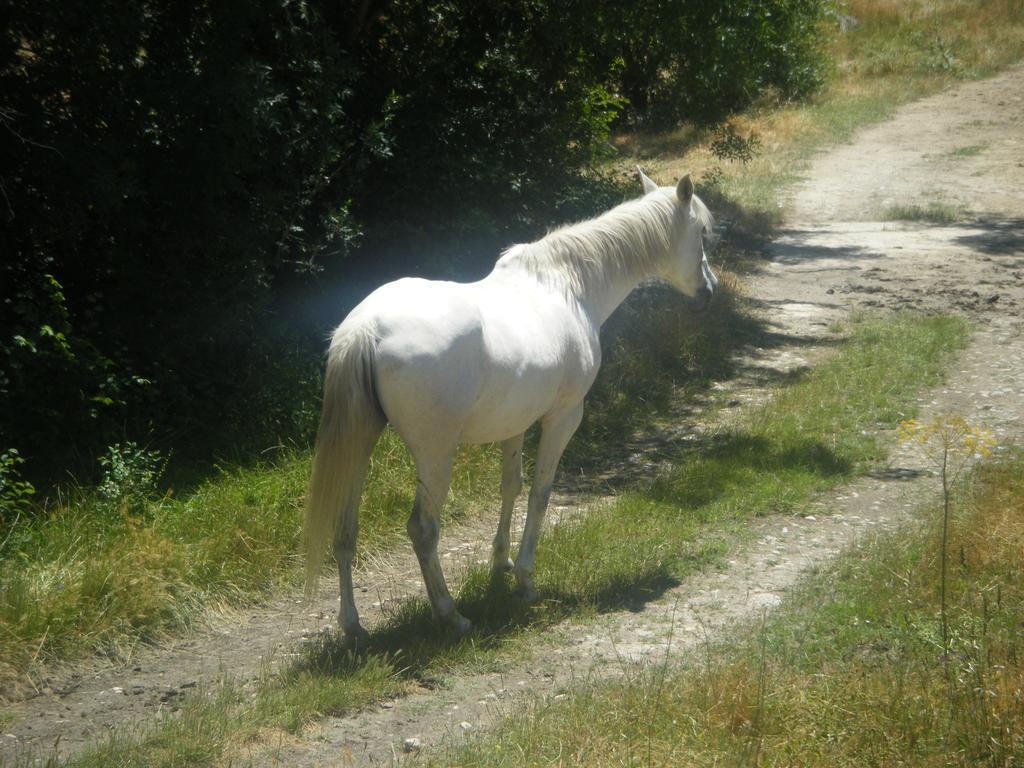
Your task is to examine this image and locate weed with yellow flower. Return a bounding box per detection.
[898,415,997,655]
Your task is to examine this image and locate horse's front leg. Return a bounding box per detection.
[406,449,472,636]
[491,433,525,577]
[514,402,584,603]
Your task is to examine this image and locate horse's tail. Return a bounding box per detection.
[303,322,385,600]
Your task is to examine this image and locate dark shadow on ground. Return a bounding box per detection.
[559,278,841,496]
[953,216,1024,264]
[767,217,1024,269]
[866,467,931,481]
[295,561,681,685]
[295,420,853,686]
[645,432,852,510]
[698,187,784,240]
[767,233,887,267]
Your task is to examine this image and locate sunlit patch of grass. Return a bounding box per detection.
[0,439,500,694]
[646,312,969,515]
[948,143,987,158]
[884,201,959,223]
[443,448,1024,768]
[253,653,406,735]
[840,0,1024,80]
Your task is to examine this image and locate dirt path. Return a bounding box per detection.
[4,67,1024,766]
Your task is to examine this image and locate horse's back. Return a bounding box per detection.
[335,274,595,447]
[360,278,485,367]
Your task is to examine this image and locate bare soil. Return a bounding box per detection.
[3,66,1024,766]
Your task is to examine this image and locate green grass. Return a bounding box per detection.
[884,201,959,223]
[642,312,969,517]
[443,449,1024,767]
[839,0,1024,80]
[948,143,987,158]
[0,432,500,692]
[43,311,969,767]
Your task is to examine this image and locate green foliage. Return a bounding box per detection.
[710,123,764,164]
[0,449,35,523]
[0,0,832,488]
[0,267,141,486]
[2,0,359,481]
[704,124,765,196]
[595,0,830,126]
[97,442,166,517]
[0,0,621,484]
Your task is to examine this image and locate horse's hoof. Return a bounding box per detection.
[491,557,514,577]
[447,612,473,638]
[515,586,540,605]
[343,625,371,649]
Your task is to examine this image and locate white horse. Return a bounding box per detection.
[304,169,717,641]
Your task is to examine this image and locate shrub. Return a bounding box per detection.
[0,449,35,525]
[595,0,830,126]
[97,442,166,517]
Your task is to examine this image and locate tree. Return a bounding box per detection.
[1,0,828,490]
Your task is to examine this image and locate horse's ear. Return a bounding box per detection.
[637,166,659,194]
[676,174,694,204]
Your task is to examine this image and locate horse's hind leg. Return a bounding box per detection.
[334,501,365,643]
[491,433,525,577]
[407,447,472,635]
[514,402,583,603]
[333,423,384,644]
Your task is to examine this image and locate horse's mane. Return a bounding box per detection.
[499,192,714,299]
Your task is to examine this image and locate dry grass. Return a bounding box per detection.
[444,450,1024,767]
[838,0,1024,77]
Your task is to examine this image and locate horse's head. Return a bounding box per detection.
[639,167,718,310]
